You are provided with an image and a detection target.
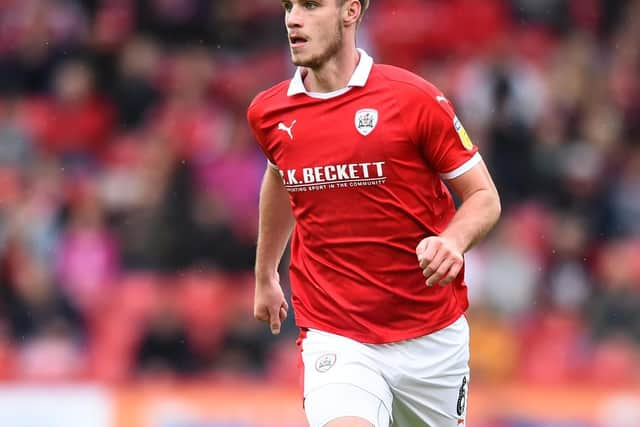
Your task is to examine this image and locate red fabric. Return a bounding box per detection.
[23,96,114,157]
[296,328,307,399]
[148,101,227,160]
[517,312,586,384]
[368,0,509,68]
[247,63,478,344]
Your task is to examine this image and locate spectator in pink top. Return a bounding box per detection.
[56,176,120,310]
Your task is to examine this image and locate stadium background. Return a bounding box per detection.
[0,0,639,426]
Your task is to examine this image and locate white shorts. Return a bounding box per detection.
[300,315,470,427]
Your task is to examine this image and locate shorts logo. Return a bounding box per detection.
[453,116,474,150]
[456,376,467,416]
[355,109,378,136]
[315,353,337,373]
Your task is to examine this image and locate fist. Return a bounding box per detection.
[416,236,464,287]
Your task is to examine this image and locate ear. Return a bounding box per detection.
[342,0,361,27]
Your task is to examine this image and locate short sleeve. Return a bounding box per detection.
[246,100,279,168]
[416,93,480,180]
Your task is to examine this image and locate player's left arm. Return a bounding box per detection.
[417,160,501,286]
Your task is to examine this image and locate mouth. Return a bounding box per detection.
[289,35,308,48]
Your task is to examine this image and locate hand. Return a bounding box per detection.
[416,236,464,287]
[254,273,289,335]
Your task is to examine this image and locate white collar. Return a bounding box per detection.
[287,48,373,97]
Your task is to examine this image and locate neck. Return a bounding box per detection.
[303,45,360,93]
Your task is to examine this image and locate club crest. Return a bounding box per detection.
[355,109,378,136]
[315,353,337,373]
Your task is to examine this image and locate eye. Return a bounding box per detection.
[282,1,292,12]
[304,1,318,9]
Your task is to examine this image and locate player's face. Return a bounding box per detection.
[282,0,344,69]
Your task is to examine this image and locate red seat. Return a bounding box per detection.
[588,338,640,386]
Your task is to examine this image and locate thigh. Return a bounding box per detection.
[384,316,471,427]
[301,329,393,427]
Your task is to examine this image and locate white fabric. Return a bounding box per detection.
[287,49,374,98]
[305,383,390,427]
[301,316,470,427]
[440,153,482,180]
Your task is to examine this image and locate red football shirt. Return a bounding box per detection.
[247,50,480,343]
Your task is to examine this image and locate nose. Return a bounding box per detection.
[286,4,303,28]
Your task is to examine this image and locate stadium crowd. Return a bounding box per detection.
[0,0,638,387]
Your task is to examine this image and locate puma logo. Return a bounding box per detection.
[277,120,297,140]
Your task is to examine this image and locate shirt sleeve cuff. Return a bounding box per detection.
[440,153,482,180]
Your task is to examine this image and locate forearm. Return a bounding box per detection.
[440,188,501,254]
[255,166,295,282]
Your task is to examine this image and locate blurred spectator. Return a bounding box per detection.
[607,148,640,237]
[1,240,86,381]
[4,161,63,269]
[208,0,284,52]
[0,0,89,94]
[110,36,162,130]
[511,0,571,32]
[3,245,84,342]
[135,0,209,45]
[0,0,638,386]
[588,239,640,343]
[484,65,538,207]
[543,211,593,312]
[23,58,115,164]
[470,204,549,318]
[107,136,177,270]
[0,96,35,168]
[56,175,120,310]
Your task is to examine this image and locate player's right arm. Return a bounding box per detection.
[254,165,295,335]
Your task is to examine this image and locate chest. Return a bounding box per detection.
[267,92,413,171]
